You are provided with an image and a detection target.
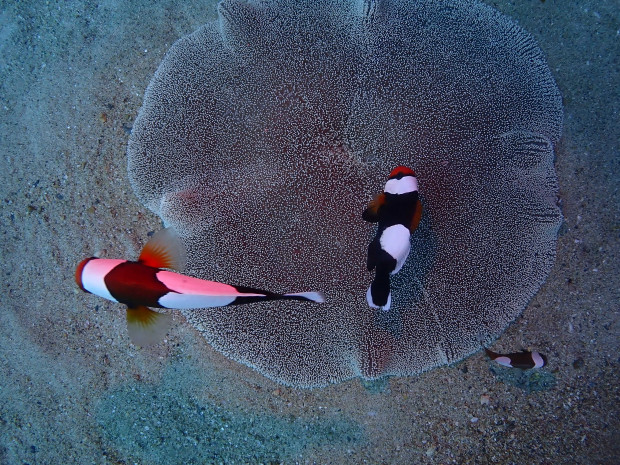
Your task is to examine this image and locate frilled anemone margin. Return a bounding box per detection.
[127,0,562,387]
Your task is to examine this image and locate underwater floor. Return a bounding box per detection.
[0,0,618,463]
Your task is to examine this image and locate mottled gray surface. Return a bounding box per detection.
[128,0,563,387]
[0,0,618,464]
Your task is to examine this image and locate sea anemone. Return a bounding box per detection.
[127,0,562,387]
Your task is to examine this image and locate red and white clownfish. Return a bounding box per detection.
[484,347,547,369]
[75,228,325,346]
[362,166,422,311]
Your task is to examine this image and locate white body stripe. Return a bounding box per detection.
[158,292,237,309]
[284,292,325,303]
[155,270,265,309]
[384,176,418,195]
[81,259,126,302]
[380,224,411,274]
[366,286,391,311]
[494,356,513,367]
[532,352,545,368]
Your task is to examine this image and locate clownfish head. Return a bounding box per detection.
[388,166,416,179]
[384,166,418,196]
[75,257,96,293]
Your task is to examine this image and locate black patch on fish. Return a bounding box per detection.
[485,348,547,369]
[105,261,172,308]
[379,191,419,229]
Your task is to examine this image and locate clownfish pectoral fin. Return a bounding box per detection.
[126,305,173,347]
[138,227,186,271]
[362,193,385,223]
[410,198,423,233]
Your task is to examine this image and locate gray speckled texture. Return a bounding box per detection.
[0,0,618,464]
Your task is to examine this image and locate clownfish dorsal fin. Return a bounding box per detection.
[138,227,186,271]
[126,305,173,347]
[484,347,498,358]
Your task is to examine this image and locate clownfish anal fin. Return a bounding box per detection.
[362,193,385,223]
[138,227,187,271]
[409,198,423,233]
[126,305,172,347]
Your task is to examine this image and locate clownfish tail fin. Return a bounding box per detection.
[282,292,326,303]
[367,270,391,311]
[126,305,173,347]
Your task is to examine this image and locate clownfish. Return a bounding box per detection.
[363,166,422,311]
[75,228,325,346]
[484,347,547,369]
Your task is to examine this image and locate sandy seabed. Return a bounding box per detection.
[0,1,618,464]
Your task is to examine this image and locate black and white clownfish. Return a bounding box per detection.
[484,347,547,369]
[75,228,325,346]
[363,166,423,311]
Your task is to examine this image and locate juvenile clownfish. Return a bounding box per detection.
[484,347,547,369]
[363,166,422,311]
[75,228,325,346]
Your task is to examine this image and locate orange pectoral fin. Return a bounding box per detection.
[126,305,172,347]
[138,227,186,271]
[362,193,385,223]
[409,198,423,232]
